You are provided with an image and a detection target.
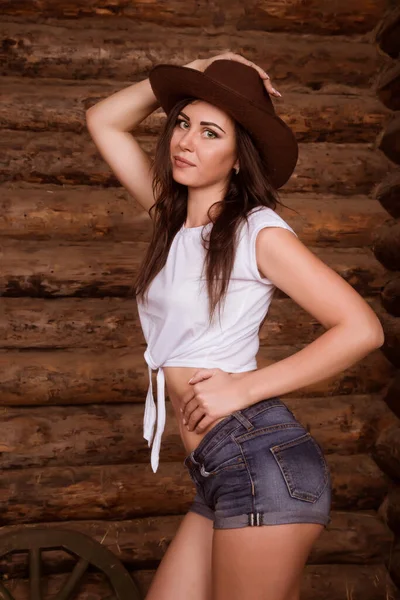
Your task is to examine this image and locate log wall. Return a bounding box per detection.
[1,1,400,598]
[372,4,400,591]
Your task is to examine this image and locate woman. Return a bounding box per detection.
[86,52,384,600]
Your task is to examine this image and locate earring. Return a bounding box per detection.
[234,166,240,174]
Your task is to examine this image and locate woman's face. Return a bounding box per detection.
[169,100,239,187]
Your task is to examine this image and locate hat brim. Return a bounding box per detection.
[149,64,298,189]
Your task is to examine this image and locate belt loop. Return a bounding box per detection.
[232,410,254,430]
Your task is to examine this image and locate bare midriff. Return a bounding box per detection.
[163,365,255,457]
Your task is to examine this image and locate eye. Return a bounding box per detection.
[175,118,218,139]
[176,118,188,129]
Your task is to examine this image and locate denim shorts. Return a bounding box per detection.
[183,396,332,530]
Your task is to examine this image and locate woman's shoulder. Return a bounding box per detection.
[241,205,298,238]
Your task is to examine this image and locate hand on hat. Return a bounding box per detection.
[195,51,282,98]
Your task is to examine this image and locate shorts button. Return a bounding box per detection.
[200,464,211,477]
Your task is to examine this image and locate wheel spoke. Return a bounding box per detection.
[0,581,16,600]
[29,548,42,600]
[54,557,89,600]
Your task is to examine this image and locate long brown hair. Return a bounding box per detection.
[133,96,292,327]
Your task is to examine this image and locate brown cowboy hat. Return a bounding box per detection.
[148,59,298,189]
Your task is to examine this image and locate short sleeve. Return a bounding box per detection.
[244,206,298,284]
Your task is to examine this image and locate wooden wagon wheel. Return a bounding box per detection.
[0,527,143,600]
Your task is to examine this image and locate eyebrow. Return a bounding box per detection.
[179,111,226,134]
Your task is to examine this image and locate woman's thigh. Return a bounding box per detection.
[212,521,324,600]
[145,510,213,600]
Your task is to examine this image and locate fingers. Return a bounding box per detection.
[244,59,282,97]
[181,399,203,431]
[187,368,215,384]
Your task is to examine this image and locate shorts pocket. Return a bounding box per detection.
[201,453,246,477]
[270,432,329,503]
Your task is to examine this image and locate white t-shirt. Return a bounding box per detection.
[136,205,298,472]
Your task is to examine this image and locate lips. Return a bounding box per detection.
[174,156,195,166]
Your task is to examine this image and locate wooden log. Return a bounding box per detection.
[382,275,400,317]
[375,5,400,59]
[0,21,388,88]
[0,78,391,143]
[375,309,400,367]
[0,454,390,524]
[0,296,384,350]
[376,61,400,111]
[0,182,154,243]
[2,564,399,600]
[0,297,146,350]
[373,424,400,480]
[0,239,389,298]
[389,540,400,590]
[374,170,400,218]
[0,182,390,247]
[287,395,399,457]
[383,371,400,419]
[0,511,393,577]
[372,217,400,270]
[379,114,400,165]
[280,196,389,246]
[235,0,389,35]
[285,142,394,195]
[0,0,389,35]
[378,484,400,535]
[1,129,394,195]
[0,345,394,406]
[0,395,396,470]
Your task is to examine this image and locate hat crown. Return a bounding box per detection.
[203,59,275,116]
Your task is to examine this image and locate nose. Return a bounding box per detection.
[178,129,196,152]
